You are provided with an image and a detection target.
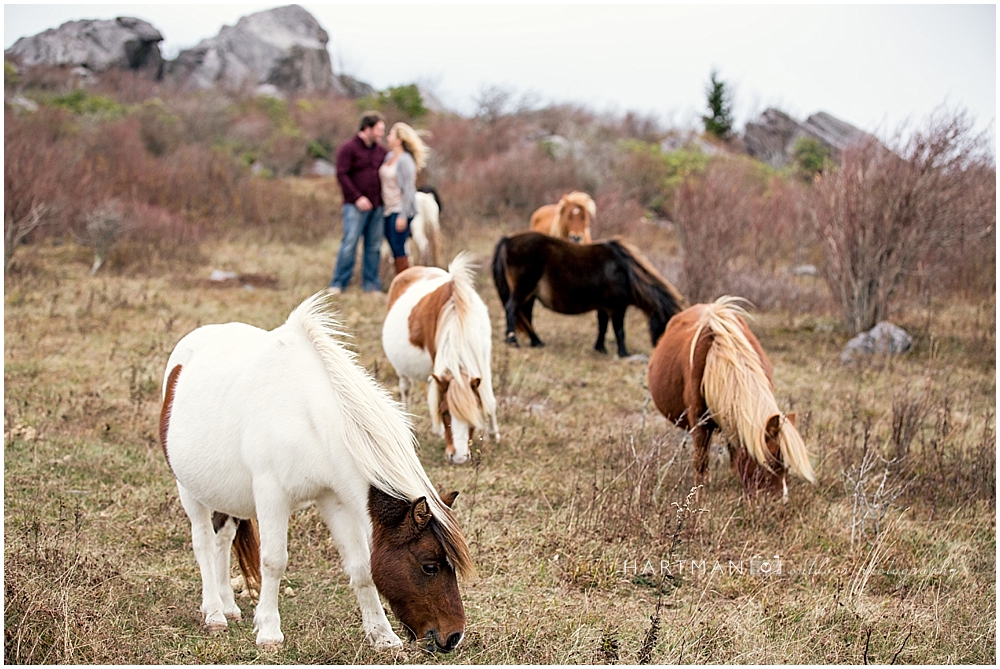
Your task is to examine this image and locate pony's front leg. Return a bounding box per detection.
[177,483,229,632]
[398,375,412,409]
[691,421,715,493]
[488,408,500,443]
[594,311,609,354]
[611,309,629,358]
[252,482,290,648]
[317,496,402,649]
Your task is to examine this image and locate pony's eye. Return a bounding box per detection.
[422,563,439,576]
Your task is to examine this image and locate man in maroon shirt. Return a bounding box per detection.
[327,111,387,294]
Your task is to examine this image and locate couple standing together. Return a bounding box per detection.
[327,111,429,295]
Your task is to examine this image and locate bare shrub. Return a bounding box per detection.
[106,202,204,272]
[4,107,82,237]
[83,200,127,275]
[592,190,646,238]
[672,158,768,302]
[4,201,52,274]
[841,442,910,550]
[810,108,995,333]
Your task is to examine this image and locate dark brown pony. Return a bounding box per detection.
[492,231,686,357]
[647,296,815,501]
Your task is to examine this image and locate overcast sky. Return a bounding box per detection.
[4,3,996,142]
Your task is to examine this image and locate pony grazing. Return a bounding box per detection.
[492,231,687,358]
[647,296,816,502]
[383,252,499,464]
[159,294,473,651]
[529,191,596,243]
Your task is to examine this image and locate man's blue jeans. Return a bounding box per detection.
[329,204,384,292]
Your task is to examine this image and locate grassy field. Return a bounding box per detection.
[4,221,995,664]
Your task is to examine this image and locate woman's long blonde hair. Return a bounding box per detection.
[391,122,430,170]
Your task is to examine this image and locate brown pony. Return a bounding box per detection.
[647,296,815,501]
[529,191,596,243]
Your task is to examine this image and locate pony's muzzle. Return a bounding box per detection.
[448,452,469,465]
[569,234,584,243]
[425,629,463,653]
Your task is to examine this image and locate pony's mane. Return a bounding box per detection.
[553,192,596,236]
[288,292,473,577]
[604,237,687,319]
[696,296,815,482]
[428,252,497,433]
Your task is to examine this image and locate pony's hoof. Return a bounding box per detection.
[505,334,519,347]
[225,609,242,622]
[206,621,228,634]
[257,640,283,651]
[530,340,545,348]
[371,633,403,650]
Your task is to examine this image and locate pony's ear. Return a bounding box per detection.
[765,414,782,440]
[410,497,432,531]
[441,490,459,508]
[431,374,450,393]
[470,377,481,391]
[785,412,797,427]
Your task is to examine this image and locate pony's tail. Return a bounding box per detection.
[491,236,512,309]
[233,518,262,595]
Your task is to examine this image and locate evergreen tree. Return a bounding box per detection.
[702,69,733,139]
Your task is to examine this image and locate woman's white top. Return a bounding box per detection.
[379,160,402,214]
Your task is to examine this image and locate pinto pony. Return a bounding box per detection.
[383,252,499,464]
[160,294,472,651]
[492,231,686,357]
[529,191,596,243]
[647,296,815,501]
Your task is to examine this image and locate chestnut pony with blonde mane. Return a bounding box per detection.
[529,191,596,243]
[160,293,472,651]
[648,296,815,501]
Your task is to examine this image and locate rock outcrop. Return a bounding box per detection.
[744,108,873,168]
[163,5,345,96]
[4,16,164,76]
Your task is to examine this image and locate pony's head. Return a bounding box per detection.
[729,412,807,502]
[368,486,467,652]
[429,373,488,464]
[648,310,671,348]
[555,192,595,243]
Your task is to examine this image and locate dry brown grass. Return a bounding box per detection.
[4,214,994,663]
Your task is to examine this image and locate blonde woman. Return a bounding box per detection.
[380,122,429,275]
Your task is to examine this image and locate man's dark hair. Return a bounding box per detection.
[358,111,385,132]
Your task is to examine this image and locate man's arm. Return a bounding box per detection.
[335,141,364,205]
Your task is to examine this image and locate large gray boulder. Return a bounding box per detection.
[840,322,914,364]
[744,108,873,168]
[4,16,163,75]
[164,5,344,95]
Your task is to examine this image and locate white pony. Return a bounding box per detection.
[382,252,499,464]
[380,189,442,268]
[160,293,471,650]
[410,189,442,267]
